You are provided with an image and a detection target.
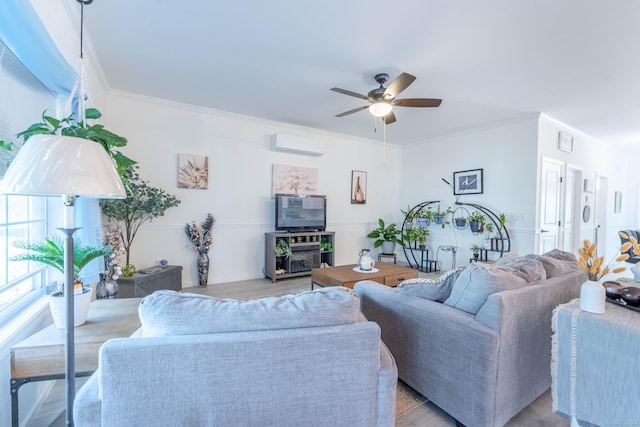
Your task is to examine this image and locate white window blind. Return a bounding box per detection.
[0,39,56,319]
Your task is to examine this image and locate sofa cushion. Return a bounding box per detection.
[444,263,528,314]
[543,249,578,262]
[504,257,547,283]
[139,287,360,336]
[524,253,577,278]
[398,268,465,302]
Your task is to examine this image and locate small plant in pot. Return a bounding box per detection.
[468,211,494,234]
[454,216,468,228]
[367,219,405,254]
[413,227,429,249]
[415,206,434,228]
[10,235,113,328]
[470,244,482,260]
[274,239,292,257]
[433,206,454,228]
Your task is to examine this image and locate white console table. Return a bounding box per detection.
[552,298,640,426]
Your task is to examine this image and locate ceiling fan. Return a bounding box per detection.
[330,72,442,124]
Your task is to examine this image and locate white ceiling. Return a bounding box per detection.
[79,0,640,147]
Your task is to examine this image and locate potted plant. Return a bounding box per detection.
[414,227,429,249]
[400,205,416,229]
[498,213,507,233]
[433,206,454,228]
[367,219,405,254]
[469,211,494,234]
[274,239,292,257]
[101,165,181,271]
[470,244,482,260]
[10,235,113,328]
[454,216,468,228]
[415,206,434,228]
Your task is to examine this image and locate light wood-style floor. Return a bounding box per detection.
[31,272,569,426]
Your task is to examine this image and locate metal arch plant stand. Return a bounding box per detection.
[455,201,511,256]
[401,200,440,269]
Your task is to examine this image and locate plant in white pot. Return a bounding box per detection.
[11,236,113,328]
[367,219,406,255]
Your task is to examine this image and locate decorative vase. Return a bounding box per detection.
[96,274,118,299]
[579,280,606,314]
[630,264,640,281]
[197,252,209,287]
[49,287,93,329]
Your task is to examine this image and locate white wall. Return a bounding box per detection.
[399,115,540,265]
[103,92,403,286]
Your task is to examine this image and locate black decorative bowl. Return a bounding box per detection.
[603,281,623,299]
[620,287,640,307]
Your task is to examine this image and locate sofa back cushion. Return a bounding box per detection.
[524,253,577,278]
[139,287,360,336]
[504,257,547,283]
[444,263,528,314]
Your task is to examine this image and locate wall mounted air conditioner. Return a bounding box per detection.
[272,133,324,156]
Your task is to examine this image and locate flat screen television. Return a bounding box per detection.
[275,194,326,232]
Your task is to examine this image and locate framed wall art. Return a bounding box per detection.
[558,131,574,153]
[351,170,367,204]
[453,169,483,195]
[178,154,209,189]
[271,164,318,196]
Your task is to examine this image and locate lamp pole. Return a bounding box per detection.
[62,195,78,426]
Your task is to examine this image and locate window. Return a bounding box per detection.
[0,40,57,320]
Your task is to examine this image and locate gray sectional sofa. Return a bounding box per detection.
[355,250,585,427]
[73,288,398,427]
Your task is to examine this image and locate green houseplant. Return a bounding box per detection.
[0,108,136,180]
[101,165,181,269]
[274,239,292,257]
[433,206,454,228]
[367,219,405,254]
[11,235,113,327]
[470,244,482,260]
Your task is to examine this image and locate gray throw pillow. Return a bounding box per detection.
[444,263,528,314]
[492,252,520,267]
[139,287,360,337]
[398,268,465,302]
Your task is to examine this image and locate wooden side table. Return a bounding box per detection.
[377,253,397,264]
[10,298,142,427]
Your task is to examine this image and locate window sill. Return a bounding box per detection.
[0,294,51,350]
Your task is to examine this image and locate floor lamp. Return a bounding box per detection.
[1,134,125,426]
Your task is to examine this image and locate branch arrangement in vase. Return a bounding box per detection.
[185,213,215,255]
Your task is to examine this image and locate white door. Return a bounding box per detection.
[594,175,608,255]
[539,158,563,253]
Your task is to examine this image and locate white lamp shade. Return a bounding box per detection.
[368,102,393,117]
[0,134,126,198]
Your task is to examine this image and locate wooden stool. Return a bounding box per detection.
[378,253,397,264]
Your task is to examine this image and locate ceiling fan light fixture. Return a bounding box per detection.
[369,102,392,117]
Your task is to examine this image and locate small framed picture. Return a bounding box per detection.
[351,170,367,204]
[178,154,209,189]
[558,132,573,153]
[584,179,595,193]
[453,169,483,195]
[615,191,622,213]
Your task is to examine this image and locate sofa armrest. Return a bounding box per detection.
[73,371,101,427]
[376,341,397,427]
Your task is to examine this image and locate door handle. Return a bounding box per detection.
[540,229,549,233]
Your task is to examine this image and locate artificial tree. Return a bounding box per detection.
[101,165,181,266]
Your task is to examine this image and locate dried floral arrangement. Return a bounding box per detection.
[185,214,215,255]
[577,239,632,281]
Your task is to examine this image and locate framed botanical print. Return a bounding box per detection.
[453,169,483,195]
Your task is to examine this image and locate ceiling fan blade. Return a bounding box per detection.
[383,111,397,124]
[335,105,369,117]
[383,72,416,99]
[330,87,371,101]
[392,98,442,108]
